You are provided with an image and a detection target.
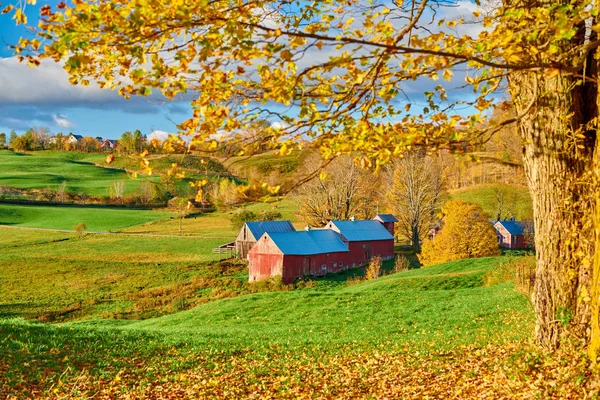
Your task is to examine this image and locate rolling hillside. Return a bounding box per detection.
[0,150,155,196]
[1,256,561,398]
[446,183,533,220]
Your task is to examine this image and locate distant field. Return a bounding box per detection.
[224,149,310,177]
[446,183,533,220]
[0,203,172,231]
[0,150,156,196]
[123,196,300,236]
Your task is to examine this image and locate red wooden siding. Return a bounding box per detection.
[494,224,527,249]
[248,235,284,282]
[249,236,395,283]
[381,222,395,236]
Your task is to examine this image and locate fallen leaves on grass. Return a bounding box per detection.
[2,339,598,399]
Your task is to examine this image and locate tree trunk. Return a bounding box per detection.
[507,11,599,353]
[411,225,421,254]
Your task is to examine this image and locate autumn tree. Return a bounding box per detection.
[295,155,379,226]
[13,0,600,357]
[0,133,6,149]
[384,150,444,253]
[419,200,500,266]
[79,136,99,152]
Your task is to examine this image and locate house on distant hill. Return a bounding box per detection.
[493,219,533,249]
[235,220,296,259]
[99,139,118,150]
[248,229,350,283]
[67,134,83,145]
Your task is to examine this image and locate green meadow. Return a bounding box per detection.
[2,255,554,398]
[0,150,589,398]
[0,150,155,196]
[0,203,172,231]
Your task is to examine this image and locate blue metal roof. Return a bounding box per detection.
[329,220,394,241]
[374,214,398,223]
[267,230,349,255]
[245,220,295,240]
[496,220,525,235]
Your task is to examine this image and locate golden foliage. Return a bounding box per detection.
[420,200,500,266]
[12,0,597,164]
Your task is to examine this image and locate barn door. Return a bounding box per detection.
[365,244,371,261]
[303,257,311,276]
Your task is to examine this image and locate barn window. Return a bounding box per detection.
[339,262,343,267]
[327,253,330,257]
[333,263,337,268]
[322,265,327,270]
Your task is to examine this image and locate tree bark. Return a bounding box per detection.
[507,3,599,352]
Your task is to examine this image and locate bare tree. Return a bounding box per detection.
[384,151,444,253]
[494,187,518,221]
[295,155,379,227]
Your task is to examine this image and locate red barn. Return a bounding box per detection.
[373,214,399,236]
[493,220,533,249]
[235,220,296,259]
[248,229,350,283]
[325,219,395,263]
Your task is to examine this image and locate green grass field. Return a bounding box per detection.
[0,227,228,321]
[0,150,158,196]
[4,254,583,398]
[0,203,172,231]
[446,183,533,220]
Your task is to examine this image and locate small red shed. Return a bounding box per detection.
[248,229,350,283]
[373,214,399,236]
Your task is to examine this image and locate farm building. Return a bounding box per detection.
[248,229,350,283]
[493,219,533,249]
[373,214,399,236]
[235,220,296,259]
[325,219,395,262]
[248,216,397,283]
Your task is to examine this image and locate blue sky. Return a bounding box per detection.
[0,1,484,140]
[0,1,192,139]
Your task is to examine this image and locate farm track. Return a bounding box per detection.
[0,224,233,239]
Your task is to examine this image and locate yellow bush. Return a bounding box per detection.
[420,200,500,266]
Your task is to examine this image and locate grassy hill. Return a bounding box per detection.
[0,150,156,196]
[446,183,533,220]
[223,149,309,177]
[4,255,585,398]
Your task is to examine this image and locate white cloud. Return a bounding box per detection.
[147,130,173,143]
[148,130,193,144]
[52,114,74,129]
[0,57,115,105]
[0,57,168,114]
